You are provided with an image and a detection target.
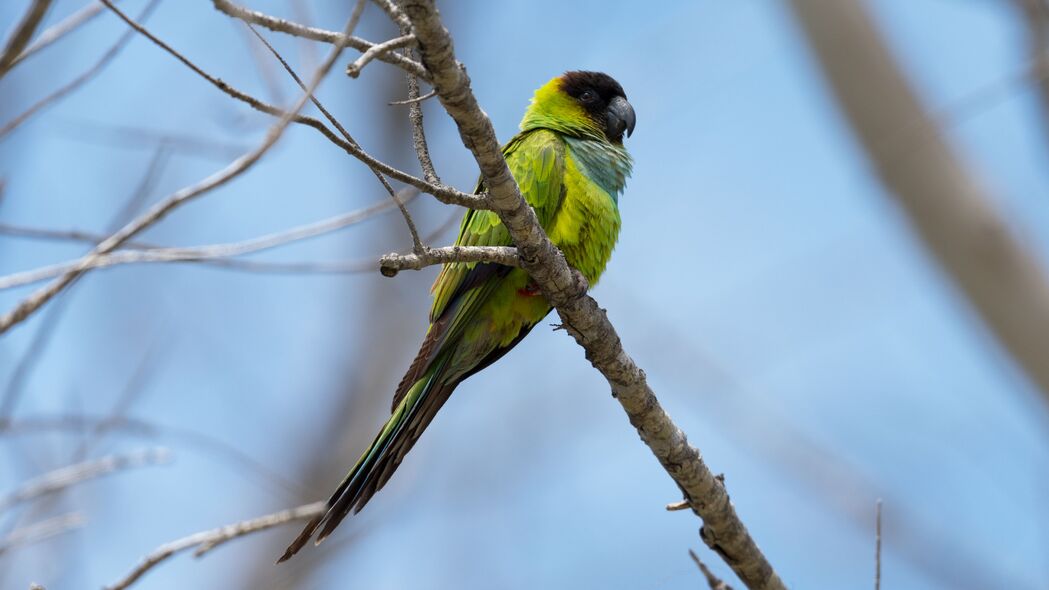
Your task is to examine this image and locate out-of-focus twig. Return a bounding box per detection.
[0,0,54,80]
[105,502,325,590]
[0,0,161,141]
[1012,0,1049,146]
[0,192,414,290]
[0,513,84,556]
[0,448,171,512]
[10,1,114,68]
[789,0,1049,406]
[875,499,882,590]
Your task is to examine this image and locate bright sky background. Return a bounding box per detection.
[2,1,1049,589]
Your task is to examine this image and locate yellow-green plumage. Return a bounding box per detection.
[280,71,634,561]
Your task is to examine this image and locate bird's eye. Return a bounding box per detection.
[579,90,597,103]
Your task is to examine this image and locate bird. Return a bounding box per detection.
[279,70,635,562]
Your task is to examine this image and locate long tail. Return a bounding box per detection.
[278,357,457,562]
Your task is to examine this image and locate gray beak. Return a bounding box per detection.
[606,96,636,140]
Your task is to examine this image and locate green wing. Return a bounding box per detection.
[390,129,565,410]
[430,128,565,321]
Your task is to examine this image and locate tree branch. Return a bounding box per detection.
[789,0,1049,406]
[210,0,428,80]
[105,502,326,590]
[379,245,518,276]
[399,2,785,588]
[8,0,114,69]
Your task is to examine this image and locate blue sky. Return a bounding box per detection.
[2,1,1048,588]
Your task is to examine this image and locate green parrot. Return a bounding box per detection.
[279,71,635,561]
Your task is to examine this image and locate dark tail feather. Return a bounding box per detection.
[277,360,457,562]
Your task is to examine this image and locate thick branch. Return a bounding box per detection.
[789,0,1049,405]
[211,0,428,80]
[379,245,518,276]
[400,2,785,588]
[106,502,325,590]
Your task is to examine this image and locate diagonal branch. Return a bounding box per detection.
[789,0,1049,406]
[0,0,54,80]
[105,502,326,590]
[400,2,785,588]
[345,34,415,78]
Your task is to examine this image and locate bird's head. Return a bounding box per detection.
[520,71,636,144]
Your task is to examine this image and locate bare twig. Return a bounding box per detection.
[666,500,691,511]
[789,0,1049,407]
[0,192,413,290]
[875,499,882,590]
[0,513,84,556]
[0,0,54,80]
[0,0,161,140]
[401,2,784,588]
[10,1,113,68]
[345,34,414,78]
[0,448,170,511]
[0,1,362,336]
[379,245,519,276]
[690,549,735,590]
[403,42,439,184]
[105,502,326,590]
[210,0,428,80]
[388,89,436,106]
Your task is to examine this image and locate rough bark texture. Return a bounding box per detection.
[401,1,785,588]
[790,0,1049,405]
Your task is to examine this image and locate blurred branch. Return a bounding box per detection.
[57,121,249,161]
[1,414,304,498]
[398,2,784,588]
[0,192,415,290]
[0,0,54,80]
[210,0,428,80]
[0,448,170,511]
[0,0,161,140]
[690,549,735,590]
[875,500,882,590]
[105,502,325,590]
[11,1,114,68]
[0,513,84,556]
[789,0,1049,405]
[1013,0,1049,144]
[0,1,362,336]
[379,245,518,276]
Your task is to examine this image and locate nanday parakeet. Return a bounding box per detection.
[280,71,636,561]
